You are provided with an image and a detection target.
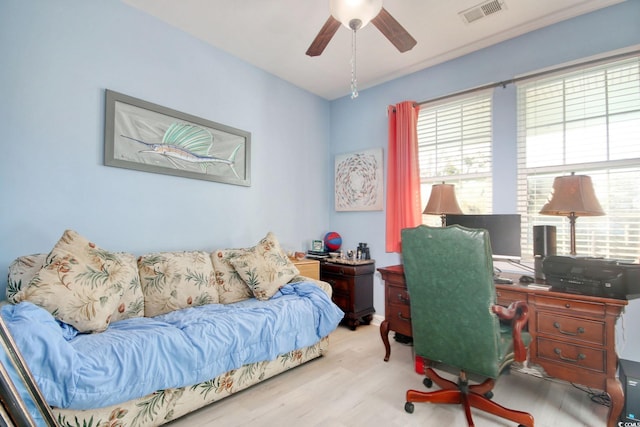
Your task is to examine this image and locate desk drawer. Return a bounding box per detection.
[386,302,412,336]
[386,284,410,307]
[536,337,605,373]
[534,295,606,317]
[496,289,527,306]
[537,312,605,346]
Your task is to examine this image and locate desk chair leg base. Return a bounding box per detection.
[406,389,533,427]
[405,372,534,427]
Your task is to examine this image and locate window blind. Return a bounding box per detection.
[517,55,640,260]
[417,90,493,224]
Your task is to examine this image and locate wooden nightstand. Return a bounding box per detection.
[320,261,375,330]
[291,258,320,280]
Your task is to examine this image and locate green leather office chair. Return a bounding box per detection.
[401,225,533,427]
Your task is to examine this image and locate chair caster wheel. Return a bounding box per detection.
[404,402,414,413]
[423,378,433,388]
[484,391,493,399]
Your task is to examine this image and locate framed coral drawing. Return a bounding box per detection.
[335,148,384,211]
[104,90,251,186]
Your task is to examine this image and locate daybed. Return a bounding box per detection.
[2,230,344,427]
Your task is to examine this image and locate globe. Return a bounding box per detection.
[324,232,342,251]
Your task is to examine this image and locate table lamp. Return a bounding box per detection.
[539,173,604,256]
[423,182,463,227]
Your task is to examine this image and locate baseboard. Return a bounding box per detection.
[371,314,384,326]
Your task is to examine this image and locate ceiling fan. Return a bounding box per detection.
[306,0,417,57]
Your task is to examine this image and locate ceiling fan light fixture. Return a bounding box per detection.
[330,0,383,30]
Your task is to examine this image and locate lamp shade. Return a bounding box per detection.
[539,174,605,217]
[423,183,463,216]
[330,0,383,30]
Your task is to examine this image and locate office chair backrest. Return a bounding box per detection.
[401,225,503,379]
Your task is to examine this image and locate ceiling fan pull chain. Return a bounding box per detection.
[350,28,358,99]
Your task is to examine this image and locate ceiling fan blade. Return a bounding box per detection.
[371,7,417,53]
[306,16,341,57]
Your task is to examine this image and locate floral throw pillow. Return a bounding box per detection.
[14,230,126,333]
[210,248,253,304]
[6,253,47,303]
[138,251,219,317]
[7,252,143,322]
[229,232,299,301]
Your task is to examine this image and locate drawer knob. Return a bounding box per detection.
[397,293,410,303]
[565,303,571,308]
[554,348,586,363]
[553,322,585,336]
[398,312,411,322]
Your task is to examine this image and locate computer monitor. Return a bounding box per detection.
[445,214,522,260]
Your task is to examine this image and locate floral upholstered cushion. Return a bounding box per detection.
[7,252,143,323]
[210,248,253,304]
[13,230,127,333]
[229,232,299,300]
[138,251,218,317]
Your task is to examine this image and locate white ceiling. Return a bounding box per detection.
[122,0,624,100]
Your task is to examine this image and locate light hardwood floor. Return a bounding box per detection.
[168,323,610,426]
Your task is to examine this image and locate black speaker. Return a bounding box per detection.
[534,225,556,280]
[620,359,640,422]
[533,225,557,256]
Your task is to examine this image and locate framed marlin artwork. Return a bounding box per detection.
[104,90,251,186]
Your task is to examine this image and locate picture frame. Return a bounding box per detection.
[311,240,324,252]
[335,148,384,211]
[104,90,251,186]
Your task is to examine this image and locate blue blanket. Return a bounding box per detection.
[0,281,344,410]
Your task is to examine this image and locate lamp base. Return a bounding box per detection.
[568,213,577,256]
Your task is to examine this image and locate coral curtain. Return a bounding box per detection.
[386,101,422,253]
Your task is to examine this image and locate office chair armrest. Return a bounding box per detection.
[492,301,529,362]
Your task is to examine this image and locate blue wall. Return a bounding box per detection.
[0,0,331,288]
[328,0,640,359]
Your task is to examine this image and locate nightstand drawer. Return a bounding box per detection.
[332,293,349,315]
[537,312,605,346]
[321,262,376,276]
[323,275,350,294]
[534,295,606,317]
[536,337,605,373]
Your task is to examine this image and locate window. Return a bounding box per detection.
[517,55,640,260]
[417,91,493,226]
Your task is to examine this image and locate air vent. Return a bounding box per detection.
[459,0,507,24]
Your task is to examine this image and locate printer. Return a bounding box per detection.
[542,255,640,300]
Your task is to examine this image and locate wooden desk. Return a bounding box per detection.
[377,265,628,427]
